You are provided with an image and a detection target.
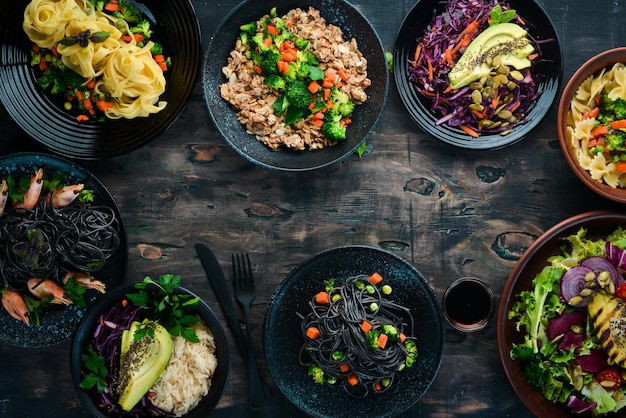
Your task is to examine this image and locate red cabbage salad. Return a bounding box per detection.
[508,227,626,416]
[408,0,548,137]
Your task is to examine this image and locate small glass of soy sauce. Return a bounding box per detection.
[442,277,494,332]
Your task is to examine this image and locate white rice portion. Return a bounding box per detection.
[149,319,218,416]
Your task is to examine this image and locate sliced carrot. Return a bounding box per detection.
[50,46,59,57]
[591,125,609,137]
[361,320,372,333]
[582,107,600,120]
[308,81,321,94]
[339,363,349,373]
[267,25,278,35]
[76,114,90,122]
[377,333,389,349]
[616,161,626,173]
[314,291,329,304]
[312,111,325,120]
[277,60,289,75]
[263,37,272,48]
[368,272,383,285]
[121,35,132,43]
[252,65,262,74]
[282,51,297,62]
[459,124,479,138]
[96,100,113,111]
[509,100,521,113]
[306,327,321,339]
[104,1,120,12]
[311,119,324,127]
[75,90,83,101]
[346,374,359,386]
[82,99,93,112]
[611,120,626,130]
[154,54,165,63]
[133,33,143,43]
[323,88,331,101]
[337,68,349,81]
[157,61,168,72]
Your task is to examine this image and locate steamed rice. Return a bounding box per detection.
[149,318,218,416]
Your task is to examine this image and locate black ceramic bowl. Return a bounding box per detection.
[264,246,445,418]
[202,0,388,171]
[70,283,229,417]
[393,0,562,149]
[0,152,127,348]
[0,0,201,159]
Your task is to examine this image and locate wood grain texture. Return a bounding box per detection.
[1,0,626,417]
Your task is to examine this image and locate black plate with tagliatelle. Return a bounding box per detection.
[0,153,128,348]
[0,0,200,159]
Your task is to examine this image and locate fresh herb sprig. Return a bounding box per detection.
[79,345,108,393]
[126,274,200,343]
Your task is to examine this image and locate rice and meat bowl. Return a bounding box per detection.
[220,7,370,151]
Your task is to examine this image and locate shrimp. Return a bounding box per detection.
[63,271,106,293]
[49,184,84,208]
[1,289,30,326]
[27,278,72,305]
[0,179,8,214]
[13,168,44,210]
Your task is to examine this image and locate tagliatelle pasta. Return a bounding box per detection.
[567,62,626,188]
[22,0,167,120]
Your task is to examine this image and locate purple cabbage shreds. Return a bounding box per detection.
[408,0,546,136]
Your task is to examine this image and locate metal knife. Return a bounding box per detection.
[194,243,270,408]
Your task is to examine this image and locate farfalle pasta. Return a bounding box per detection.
[567,62,626,188]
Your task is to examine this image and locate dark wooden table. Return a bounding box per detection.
[1,0,625,417]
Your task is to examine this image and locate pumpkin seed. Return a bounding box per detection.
[568,296,584,306]
[499,129,512,136]
[510,70,524,81]
[580,288,593,297]
[468,103,484,111]
[497,64,510,76]
[469,81,483,91]
[507,81,517,91]
[492,55,501,68]
[497,109,513,120]
[471,90,482,104]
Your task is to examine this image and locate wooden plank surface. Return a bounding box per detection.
[1,0,625,417]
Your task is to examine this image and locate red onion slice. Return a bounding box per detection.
[581,256,624,287]
[560,265,594,306]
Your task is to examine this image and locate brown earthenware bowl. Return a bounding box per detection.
[497,210,626,417]
[557,47,626,203]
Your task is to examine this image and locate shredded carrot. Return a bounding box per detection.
[509,100,521,113]
[308,81,321,94]
[339,363,349,373]
[306,327,321,339]
[491,96,499,110]
[346,374,359,386]
[368,272,383,285]
[377,333,389,349]
[413,44,422,66]
[527,52,538,61]
[267,25,278,35]
[516,15,526,25]
[443,48,453,65]
[591,125,609,137]
[76,114,90,122]
[427,59,434,81]
[315,291,330,304]
[471,109,486,120]
[361,320,372,333]
[617,162,626,173]
[459,124,479,138]
[611,120,626,130]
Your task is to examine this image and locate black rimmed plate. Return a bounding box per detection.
[0,0,201,160]
[0,153,128,347]
[393,0,562,149]
[202,0,388,171]
[70,283,229,417]
[264,245,444,418]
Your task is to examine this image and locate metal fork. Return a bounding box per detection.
[232,253,268,408]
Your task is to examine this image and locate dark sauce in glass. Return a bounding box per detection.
[444,280,492,326]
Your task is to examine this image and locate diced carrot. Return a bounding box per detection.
[617,161,626,173]
[611,120,626,130]
[346,374,359,386]
[121,35,132,43]
[75,90,83,101]
[399,333,406,343]
[267,25,278,35]
[76,114,90,122]
[104,1,120,12]
[50,46,58,57]
[96,100,112,111]
[595,94,603,106]
[321,79,334,89]
[134,33,143,43]
[325,100,333,110]
[32,44,41,52]
[339,363,349,372]
[308,81,321,94]
[82,99,93,112]
[281,40,294,51]
[315,291,330,304]
[377,333,389,349]
[374,382,382,391]
[591,125,609,137]
[282,51,297,62]
[527,53,539,61]
[277,60,289,75]
[311,119,324,127]
[344,118,352,125]
[368,272,383,285]
[323,88,331,101]
[263,37,273,48]
[157,60,168,71]
[121,299,128,308]
[39,56,48,71]
[337,68,349,81]
[306,327,321,339]
[459,124,479,138]
[154,54,165,63]
[582,107,600,120]
[85,79,96,90]
[252,65,262,74]
[312,111,325,120]
[361,320,372,333]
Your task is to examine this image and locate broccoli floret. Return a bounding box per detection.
[606,131,626,152]
[294,37,309,51]
[615,97,626,120]
[307,364,325,385]
[113,0,142,23]
[321,111,347,142]
[263,74,286,90]
[150,42,163,56]
[329,86,355,117]
[323,278,336,292]
[38,67,84,95]
[310,93,327,114]
[285,80,312,109]
[331,351,343,361]
[251,32,270,51]
[252,49,281,75]
[89,0,105,12]
[381,324,400,342]
[365,329,381,349]
[239,21,257,34]
[130,20,152,38]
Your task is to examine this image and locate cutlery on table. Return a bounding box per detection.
[232,253,267,410]
[194,243,270,408]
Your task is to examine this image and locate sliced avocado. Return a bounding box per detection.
[448,22,534,90]
[116,320,173,412]
[500,54,531,70]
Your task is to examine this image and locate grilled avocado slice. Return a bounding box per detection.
[588,292,626,367]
